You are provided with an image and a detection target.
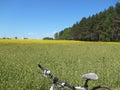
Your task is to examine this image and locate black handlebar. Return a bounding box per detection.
[38,64,47,71]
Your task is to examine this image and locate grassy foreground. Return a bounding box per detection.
[0,40,120,90]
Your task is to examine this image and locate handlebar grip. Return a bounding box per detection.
[38,64,47,71]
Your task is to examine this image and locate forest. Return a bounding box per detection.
[54,2,120,41]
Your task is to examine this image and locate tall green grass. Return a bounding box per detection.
[0,42,120,90]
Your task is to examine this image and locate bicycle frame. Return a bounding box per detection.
[50,84,86,90]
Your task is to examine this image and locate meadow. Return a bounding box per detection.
[0,40,120,90]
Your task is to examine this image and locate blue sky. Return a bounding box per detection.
[0,0,119,39]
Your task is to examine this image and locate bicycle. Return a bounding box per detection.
[38,64,111,90]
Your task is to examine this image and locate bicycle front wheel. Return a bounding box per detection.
[91,85,111,90]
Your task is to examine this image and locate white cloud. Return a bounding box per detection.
[27,32,36,35]
[25,32,40,39]
[24,31,57,39]
[46,31,57,36]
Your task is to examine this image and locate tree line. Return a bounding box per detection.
[54,2,120,41]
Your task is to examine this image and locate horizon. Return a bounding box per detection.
[0,0,119,39]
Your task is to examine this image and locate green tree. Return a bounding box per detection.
[43,37,53,40]
[59,28,72,40]
[54,32,59,40]
[115,2,120,16]
[54,2,120,41]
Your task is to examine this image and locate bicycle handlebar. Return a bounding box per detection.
[38,64,75,90]
[38,64,47,72]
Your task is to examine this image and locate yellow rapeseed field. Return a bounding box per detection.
[0,39,79,44]
[0,39,120,44]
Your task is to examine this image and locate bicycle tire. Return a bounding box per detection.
[91,85,111,90]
